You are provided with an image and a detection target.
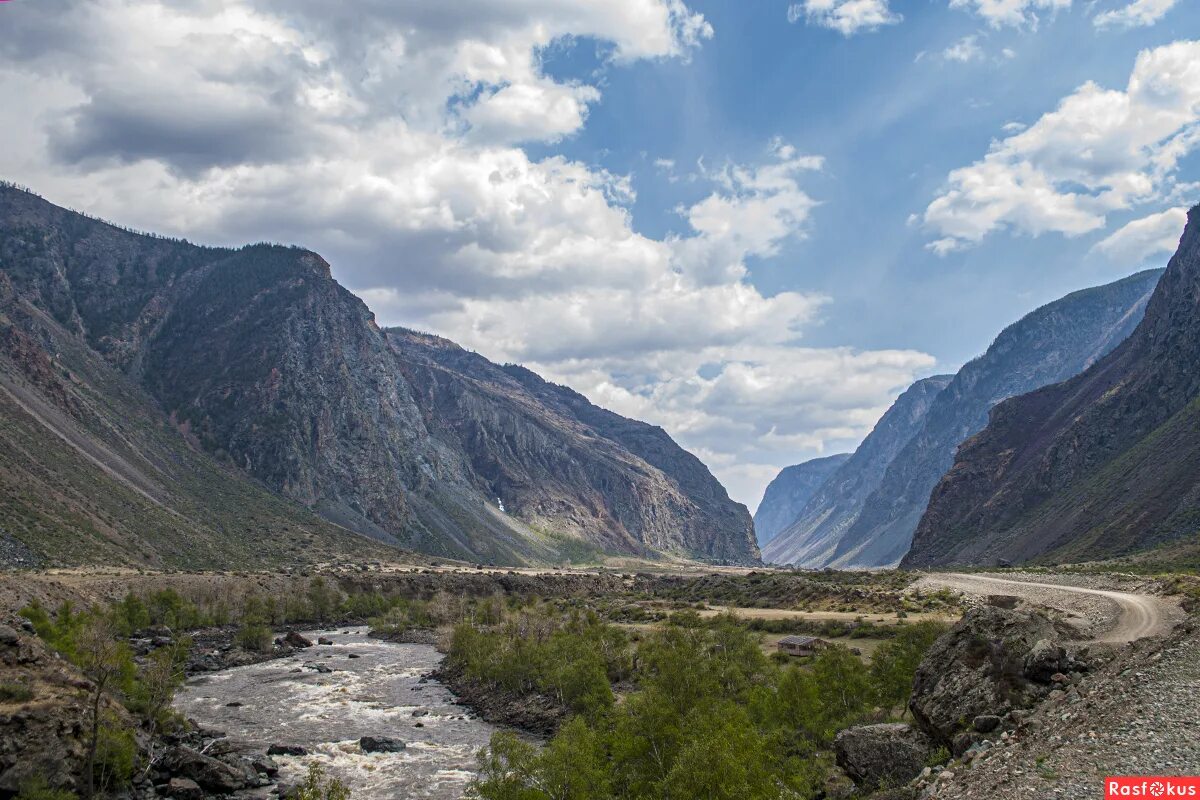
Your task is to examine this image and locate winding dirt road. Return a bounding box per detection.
[916,572,1181,643]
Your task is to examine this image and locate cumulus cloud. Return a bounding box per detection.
[943,35,985,62]
[0,0,935,506]
[788,0,901,36]
[1091,207,1188,263]
[949,0,1071,27]
[1094,0,1179,29]
[922,40,1200,253]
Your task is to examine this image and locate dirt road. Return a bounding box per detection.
[916,572,1182,643]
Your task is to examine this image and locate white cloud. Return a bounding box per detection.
[0,0,936,507]
[943,35,985,63]
[1094,0,1179,29]
[949,0,1071,27]
[1091,207,1188,263]
[923,40,1200,253]
[789,0,902,36]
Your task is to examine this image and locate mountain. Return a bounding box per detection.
[753,453,850,547]
[0,185,756,567]
[761,375,952,566]
[904,208,1200,568]
[833,268,1163,568]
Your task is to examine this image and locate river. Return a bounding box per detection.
[173,627,499,800]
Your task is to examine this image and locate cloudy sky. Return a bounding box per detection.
[1,0,1197,511]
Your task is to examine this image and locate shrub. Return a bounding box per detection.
[0,682,34,703]
[294,763,350,800]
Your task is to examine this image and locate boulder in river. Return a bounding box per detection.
[284,632,313,648]
[317,637,334,646]
[159,746,252,793]
[167,777,204,800]
[359,736,406,753]
[266,744,307,757]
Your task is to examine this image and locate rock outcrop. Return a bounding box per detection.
[0,185,756,566]
[905,208,1200,567]
[909,606,1087,753]
[761,376,951,566]
[753,453,849,547]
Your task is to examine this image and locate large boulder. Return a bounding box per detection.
[834,723,934,792]
[359,736,406,754]
[160,746,253,794]
[909,606,1079,750]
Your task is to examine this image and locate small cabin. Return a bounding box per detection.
[776,635,830,657]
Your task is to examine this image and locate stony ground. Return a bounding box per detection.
[917,617,1200,799]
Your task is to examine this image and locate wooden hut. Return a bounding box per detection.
[776,635,830,657]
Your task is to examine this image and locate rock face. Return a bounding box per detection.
[387,329,757,563]
[761,376,951,566]
[753,454,850,547]
[905,208,1200,567]
[909,606,1085,751]
[834,723,935,792]
[0,185,756,566]
[836,268,1161,569]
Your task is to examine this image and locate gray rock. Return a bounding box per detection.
[359,736,406,754]
[160,746,251,793]
[266,745,307,757]
[283,632,313,649]
[910,606,1073,745]
[1024,639,1067,682]
[973,714,1001,733]
[834,723,934,792]
[167,777,203,800]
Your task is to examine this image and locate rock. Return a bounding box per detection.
[412,710,428,718]
[834,723,935,792]
[910,606,1072,745]
[1024,639,1067,682]
[317,638,333,646]
[986,595,1020,609]
[167,777,203,800]
[284,632,313,649]
[266,745,307,757]
[347,653,360,659]
[250,756,280,777]
[225,702,243,708]
[160,746,251,793]
[821,768,857,799]
[0,624,20,647]
[359,737,406,754]
[973,714,1001,733]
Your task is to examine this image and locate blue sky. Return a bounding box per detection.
[1,0,1197,509]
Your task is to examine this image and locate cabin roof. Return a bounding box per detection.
[778,635,823,646]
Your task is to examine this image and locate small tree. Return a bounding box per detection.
[294,763,350,800]
[73,615,135,800]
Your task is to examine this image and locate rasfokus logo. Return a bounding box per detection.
[1107,778,1200,798]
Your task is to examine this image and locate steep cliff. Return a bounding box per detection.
[0,185,756,566]
[905,209,1200,567]
[761,375,951,566]
[753,454,850,547]
[835,268,1162,568]
[388,329,758,563]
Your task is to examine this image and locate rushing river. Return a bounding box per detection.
[174,627,499,800]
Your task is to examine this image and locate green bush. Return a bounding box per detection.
[15,776,76,800]
[0,682,34,703]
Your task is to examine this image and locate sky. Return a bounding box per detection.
[1,0,1197,512]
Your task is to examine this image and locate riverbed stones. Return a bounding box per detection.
[159,746,251,793]
[283,632,313,649]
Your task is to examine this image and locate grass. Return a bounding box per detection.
[0,682,34,703]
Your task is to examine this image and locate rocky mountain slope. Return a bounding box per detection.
[905,207,1200,568]
[752,453,849,547]
[0,185,756,566]
[833,268,1163,568]
[761,375,951,566]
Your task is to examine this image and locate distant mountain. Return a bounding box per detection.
[835,268,1163,568]
[0,185,757,567]
[761,376,951,566]
[753,453,850,547]
[905,209,1200,568]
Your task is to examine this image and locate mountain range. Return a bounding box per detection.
[0,185,757,568]
[761,267,1164,568]
[905,207,1200,567]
